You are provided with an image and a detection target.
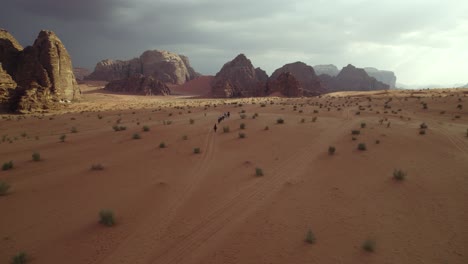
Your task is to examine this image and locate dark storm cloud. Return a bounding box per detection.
[1,0,467,85]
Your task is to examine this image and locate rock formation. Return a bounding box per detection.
[266,72,302,97]
[211,54,267,97]
[313,64,339,77]
[73,67,91,81]
[270,62,325,96]
[363,67,396,88]
[0,64,16,110]
[104,74,170,95]
[0,29,80,113]
[87,50,198,85]
[319,64,389,92]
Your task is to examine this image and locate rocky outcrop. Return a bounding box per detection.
[104,74,170,95]
[319,64,389,92]
[363,67,396,88]
[0,29,23,77]
[0,29,80,113]
[270,62,324,96]
[87,50,198,85]
[0,64,16,110]
[313,64,339,77]
[266,72,302,97]
[73,67,91,80]
[211,54,267,97]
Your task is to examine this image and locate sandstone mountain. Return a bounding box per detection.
[270,62,324,96]
[0,29,80,113]
[87,50,198,85]
[73,67,91,81]
[266,72,302,97]
[364,67,397,88]
[211,54,267,97]
[313,64,339,77]
[0,64,16,110]
[320,64,389,92]
[104,74,171,96]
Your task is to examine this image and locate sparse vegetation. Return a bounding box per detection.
[255,167,264,176]
[240,114,247,119]
[189,118,195,124]
[375,140,380,144]
[393,169,406,181]
[361,122,366,128]
[223,126,230,133]
[240,123,246,129]
[91,164,104,171]
[420,122,428,129]
[328,146,336,155]
[301,118,305,123]
[11,252,28,264]
[71,127,78,133]
[159,142,166,148]
[99,210,115,227]
[312,116,317,122]
[239,132,246,138]
[182,135,188,140]
[2,161,13,171]
[362,239,376,252]
[132,133,141,139]
[305,229,316,244]
[32,152,41,162]
[419,129,426,135]
[358,143,367,151]
[59,134,66,142]
[193,147,201,154]
[264,126,269,130]
[351,130,360,135]
[113,125,127,132]
[0,181,11,196]
[142,125,150,132]
[277,118,284,124]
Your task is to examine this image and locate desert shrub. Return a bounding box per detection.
[393,169,406,181]
[277,118,284,124]
[189,118,195,124]
[260,103,266,107]
[305,229,316,244]
[238,132,246,138]
[457,104,463,109]
[32,152,41,162]
[91,164,104,171]
[419,129,426,135]
[264,126,269,130]
[182,135,188,140]
[142,126,150,132]
[355,111,361,115]
[159,142,166,148]
[132,133,141,139]
[193,147,201,154]
[375,140,380,144]
[223,126,230,133]
[313,110,319,114]
[99,210,115,227]
[351,130,360,135]
[358,143,367,151]
[2,161,13,171]
[301,118,305,123]
[11,252,28,264]
[97,114,103,119]
[240,114,247,119]
[71,127,78,133]
[328,146,336,155]
[59,134,66,142]
[362,239,375,252]
[312,117,317,122]
[255,167,264,176]
[420,122,428,129]
[113,125,127,132]
[240,123,246,129]
[361,122,366,128]
[352,137,357,141]
[0,181,11,196]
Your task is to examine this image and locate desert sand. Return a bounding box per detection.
[1,84,467,264]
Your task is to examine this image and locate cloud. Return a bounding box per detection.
[1,0,467,86]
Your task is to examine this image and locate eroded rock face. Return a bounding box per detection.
[270,62,324,96]
[363,67,396,88]
[211,54,267,97]
[87,50,198,85]
[73,67,91,81]
[320,64,389,92]
[0,64,16,110]
[313,64,339,77]
[266,72,302,97]
[0,29,80,113]
[104,74,171,95]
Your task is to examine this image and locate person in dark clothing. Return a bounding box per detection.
[214,124,217,132]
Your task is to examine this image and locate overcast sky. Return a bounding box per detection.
[1,0,467,86]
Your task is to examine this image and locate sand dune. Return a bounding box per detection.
[0,88,467,264]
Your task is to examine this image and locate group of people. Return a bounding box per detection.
[213,112,230,132]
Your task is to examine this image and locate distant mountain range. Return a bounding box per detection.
[396,83,468,89]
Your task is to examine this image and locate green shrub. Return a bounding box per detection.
[419,129,426,135]
[240,123,246,129]
[362,239,375,252]
[361,122,366,128]
[351,130,360,135]
[223,126,230,133]
[32,152,41,162]
[255,167,264,176]
[99,210,115,227]
[358,143,367,151]
[71,127,78,133]
[132,133,141,139]
[328,146,336,155]
[159,142,166,148]
[142,125,150,132]
[2,161,13,171]
[393,169,406,181]
[277,118,284,124]
[420,122,428,129]
[11,252,28,264]
[113,125,127,132]
[305,229,316,244]
[300,118,305,123]
[91,164,104,171]
[59,134,66,142]
[0,181,11,196]
[189,118,195,124]
[238,132,246,139]
[193,147,201,154]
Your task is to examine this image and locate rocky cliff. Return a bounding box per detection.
[363,67,396,88]
[73,67,91,80]
[211,54,267,97]
[0,29,80,113]
[270,62,324,96]
[0,64,16,110]
[87,50,198,85]
[320,64,389,92]
[313,64,339,77]
[266,72,302,97]
[104,74,171,95]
